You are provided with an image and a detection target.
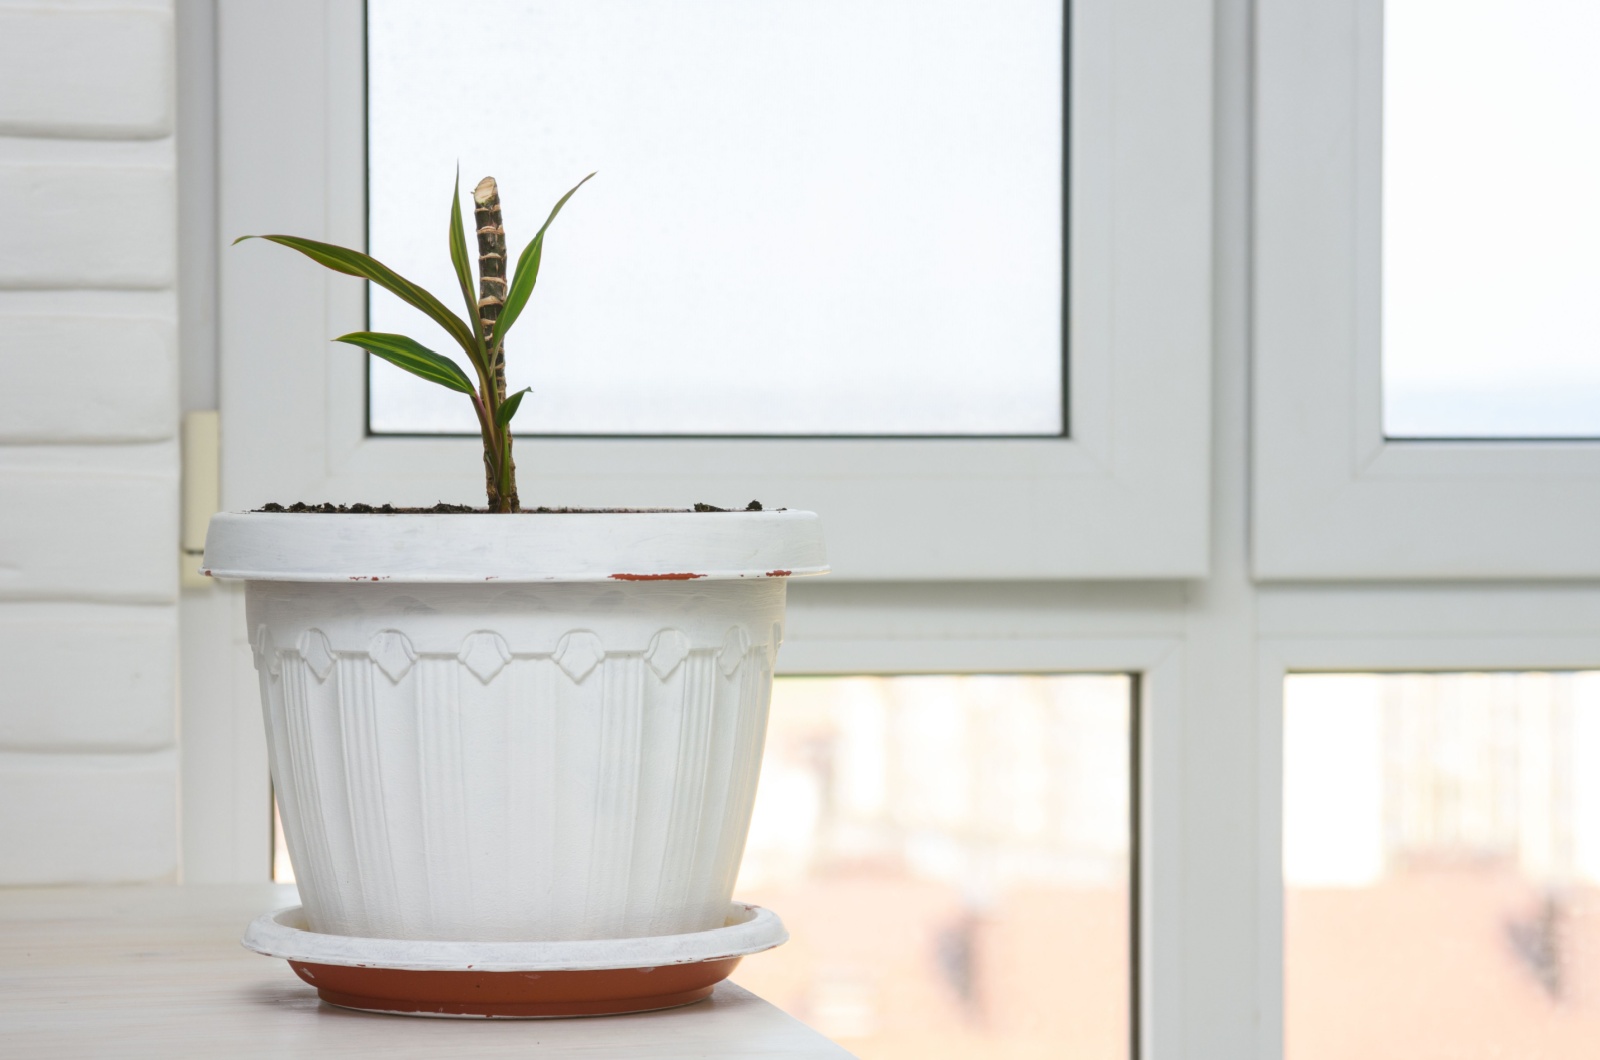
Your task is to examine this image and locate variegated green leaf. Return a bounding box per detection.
[447,167,488,373]
[235,234,479,358]
[334,331,475,394]
[495,386,532,428]
[491,172,595,350]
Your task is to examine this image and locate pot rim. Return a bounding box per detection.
[201,509,827,583]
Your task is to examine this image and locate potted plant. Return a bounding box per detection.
[206,172,826,1017]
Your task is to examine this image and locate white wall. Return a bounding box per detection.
[0,0,179,883]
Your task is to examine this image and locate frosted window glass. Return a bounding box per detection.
[1384,1,1600,438]
[366,0,1065,436]
[1285,672,1600,1059]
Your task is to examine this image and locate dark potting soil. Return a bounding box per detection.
[253,500,772,514]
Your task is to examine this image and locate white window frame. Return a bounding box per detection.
[1254,0,1600,580]
[178,2,1600,1058]
[774,606,1187,1058]
[214,0,1214,581]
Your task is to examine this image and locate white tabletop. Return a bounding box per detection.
[0,884,854,1059]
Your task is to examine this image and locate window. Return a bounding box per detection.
[1255,0,1600,579]
[195,3,1600,1059]
[198,5,1600,1059]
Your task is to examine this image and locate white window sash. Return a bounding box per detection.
[215,0,1214,580]
[1254,582,1600,1059]
[1254,0,1600,580]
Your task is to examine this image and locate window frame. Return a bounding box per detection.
[215,0,1214,581]
[187,2,1600,1057]
[1253,0,1600,581]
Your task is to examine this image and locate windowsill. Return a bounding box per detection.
[0,883,852,1058]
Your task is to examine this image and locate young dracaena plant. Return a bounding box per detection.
[234,170,595,512]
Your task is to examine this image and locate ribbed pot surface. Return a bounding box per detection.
[249,579,785,942]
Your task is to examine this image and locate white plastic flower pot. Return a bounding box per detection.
[203,510,826,943]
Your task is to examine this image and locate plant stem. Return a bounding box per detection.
[473,176,518,512]
[468,391,499,499]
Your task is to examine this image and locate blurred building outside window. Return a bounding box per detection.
[1286,672,1600,1060]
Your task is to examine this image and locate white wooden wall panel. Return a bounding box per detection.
[0,0,178,885]
[0,303,177,442]
[0,446,178,603]
[0,750,178,883]
[0,604,176,750]
[0,162,176,288]
[0,5,173,140]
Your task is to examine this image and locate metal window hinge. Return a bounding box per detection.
[181,410,220,590]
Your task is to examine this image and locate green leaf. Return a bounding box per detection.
[334,331,476,394]
[447,166,488,372]
[235,234,479,359]
[495,386,532,428]
[491,172,595,350]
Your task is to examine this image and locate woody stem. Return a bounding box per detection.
[473,176,518,512]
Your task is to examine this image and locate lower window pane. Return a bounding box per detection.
[1285,672,1600,1059]
[271,800,293,884]
[733,674,1132,1059]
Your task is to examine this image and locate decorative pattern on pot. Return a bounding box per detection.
[367,629,416,683]
[644,629,691,680]
[253,625,280,678]
[457,631,511,684]
[552,630,605,683]
[298,629,336,682]
[251,579,786,943]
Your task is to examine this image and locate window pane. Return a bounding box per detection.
[366,0,1065,436]
[271,799,294,884]
[733,674,1132,1059]
[1383,1,1600,438]
[1285,672,1600,1059]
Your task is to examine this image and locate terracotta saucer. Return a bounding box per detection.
[241,903,786,1019]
